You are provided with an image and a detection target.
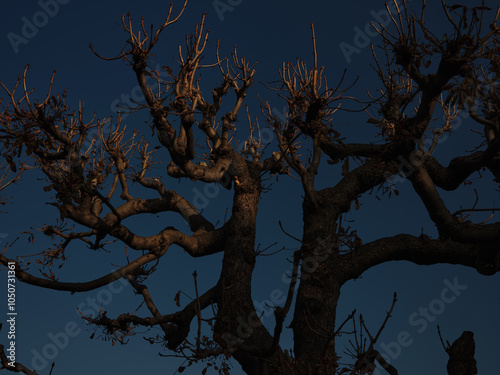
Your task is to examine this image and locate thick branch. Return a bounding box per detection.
[343,234,500,280]
[61,203,226,257]
[409,165,500,243]
[424,138,500,190]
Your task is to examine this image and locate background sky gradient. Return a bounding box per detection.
[1,0,499,374]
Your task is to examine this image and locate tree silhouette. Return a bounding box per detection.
[1,1,499,374]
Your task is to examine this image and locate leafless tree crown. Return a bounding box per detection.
[1,1,499,374]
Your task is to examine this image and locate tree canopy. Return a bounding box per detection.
[1,0,499,374]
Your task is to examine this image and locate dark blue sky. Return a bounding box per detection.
[1,1,499,374]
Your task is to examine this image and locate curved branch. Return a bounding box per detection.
[101,191,215,233]
[343,234,500,280]
[324,160,399,215]
[409,165,500,243]
[87,283,220,350]
[424,138,500,190]
[0,344,38,375]
[61,203,227,257]
[0,250,165,292]
[318,138,405,162]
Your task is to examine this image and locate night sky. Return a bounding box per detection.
[1,0,499,374]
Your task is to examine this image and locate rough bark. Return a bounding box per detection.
[291,195,341,373]
[446,331,478,375]
[1,2,499,375]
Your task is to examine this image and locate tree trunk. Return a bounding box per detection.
[447,331,477,375]
[214,176,279,374]
[291,195,342,374]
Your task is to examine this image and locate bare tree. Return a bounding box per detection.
[0,98,25,208]
[1,1,499,374]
